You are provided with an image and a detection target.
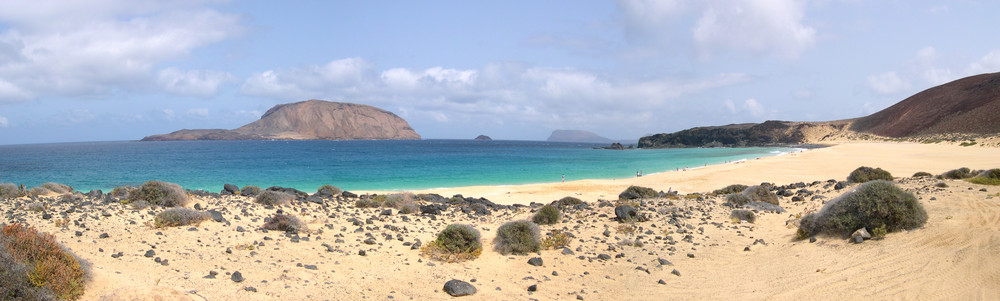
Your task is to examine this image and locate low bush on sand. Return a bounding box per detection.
[967,168,1000,185]
[0,238,58,300]
[1,223,86,300]
[261,213,306,233]
[911,171,933,178]
[725,185,778,206]
[532,205,561,225]
[797,180,927,239]
[240,185,262,197]
[713,184,748,195]
[540,229,572,250]
[153,208,210,228]
[0,183,21,199]
[619,185,658,200]
[941,167,973,179]
[125,181,189,207]
[421,224,481,262]
[255,190,293,206]
[355,193,419,213]
[554,196,584,208]
[847,166,893,183]
[493,220,540,255]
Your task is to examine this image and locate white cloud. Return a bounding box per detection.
[967,50,1000,75]
[0,1,243,100]
[157,68,235,97]
[742,98,765,117]
[241,57,371,100]
[186,108,210,119]
[693,0,815,59]
[867,71,910,95]
[723,99,737,113]
[0,115,8,128]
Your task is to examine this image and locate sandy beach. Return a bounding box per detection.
[3,141,1000,300]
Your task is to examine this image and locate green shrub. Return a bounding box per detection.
[0,183,19,199]
[966,168,1000,185]
[540,229,571,250]
[911,171,932,178]
[41,183,72,194]
[1,223,86,300]
[619,185,658,200]
[153,208,210,228]
[316,185,343,197]
[941,167,973,179]
[109,186,132,198]
[421,224,481,262]
[713,184,748,195]
[847,166,893,183]
[960,141,977,147]
[935,182,948,188]
[555,196,584,208]
[797,180,927,238]
[255,190,293,206]
[493,220,540,255]
[125,181,189,207]
[262,213,307,233]
[532,205,561,225]
[871,224,888,240]
[240,185,262,197]
[726,185,778,205]
[0,238,57,300]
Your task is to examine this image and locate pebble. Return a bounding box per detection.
[231,271,244,283]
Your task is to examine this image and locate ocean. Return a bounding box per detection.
[0,140,798,193]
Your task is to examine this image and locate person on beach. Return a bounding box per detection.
[562,174,565,182]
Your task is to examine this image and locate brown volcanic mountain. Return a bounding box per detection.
[851,72,1000,137]
[141,100,420,141]
[640,72,1000,148]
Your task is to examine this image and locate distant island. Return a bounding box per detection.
[141,100,421,141]
[640,72,1000,148]
[546,130,613,143]
[474,135,492,141]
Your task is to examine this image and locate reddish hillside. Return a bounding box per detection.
[851,72,1000,137]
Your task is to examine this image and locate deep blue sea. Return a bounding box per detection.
[0,140,797,193]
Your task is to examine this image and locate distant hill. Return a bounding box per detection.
[851,72,1000,137]
[474,135,492,141]
[639,73,1000,148]
[547,130,613,143]
[141,100,421,141]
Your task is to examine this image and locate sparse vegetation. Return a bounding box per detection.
[0,223,86,300]
[532,205,561,225]
[540,229,571,250]
[872,224,888,240]
[967,168,1000,185]
[619,185,658,200]
[797,180,927,239]
[0,238,57,300]
[26,202,45,212]
[421,224,482,262]
[240,185,262,197]
[355,193,418,213]
[255,190,293,206]
[0,183,20,199]
[109,186,132,198]
[912,171,932,178]
[261,213,307,233]
[713,184,748,195]
[493,220,540,255]
[41,183,72,194]
[847,166,894,183]
[554,196,584,208]
[960,141,977,147]
[725,185,778,205]
[941,167,973,179]
[616,223,637,234]
[125,181,189,207]
[153,208,210,228]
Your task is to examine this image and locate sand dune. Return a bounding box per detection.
[2,142,999,300]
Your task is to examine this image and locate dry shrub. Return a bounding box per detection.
[713,184,748,195]
[493,220,540,255]
[255,190,293,206]
[941,167,973,179]
[0,183,20,199]
[967,168,1000,186]
[262,213,306,233]
[797,180,927,239]
[532,205,561,225]
[847,166,894,183]
[421,224,481,262]
[125,181,189,207]
[153,208,210,228]
[1,223,85,300]
[540,229,571,250]
[726,185,778,206]
[240,185,262,197]
[41,183,72,195]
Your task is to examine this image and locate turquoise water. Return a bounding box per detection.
[0,140,797,192]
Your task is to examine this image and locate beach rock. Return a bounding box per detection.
[85,190,103,199]
[342,191,358,198]
[231,271,244,283]
[528,257,543,266]
[223,184,239,195]
[207,210,226,223]
[267,186,308,200]
[657,258,672,266]
[729,209,756,223]
[443,279,477,297]
[528,284,538,292]
[144,250,156,258]
[852,228,871,242]
[240,186,261,197]
[835,181,848,190]
[614,205,646,222]
[420,204,445,215]
[672,269,681,276]
[315,185,342,198]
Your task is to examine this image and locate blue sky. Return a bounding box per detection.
[0,0,998,145]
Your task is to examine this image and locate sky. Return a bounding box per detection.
[0,0,998,145]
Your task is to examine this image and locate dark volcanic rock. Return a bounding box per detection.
[443,279,477,297]
[231,271,244,283]
[222,184,239,195]
[614,205,647,222]
[527,257,543,266]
